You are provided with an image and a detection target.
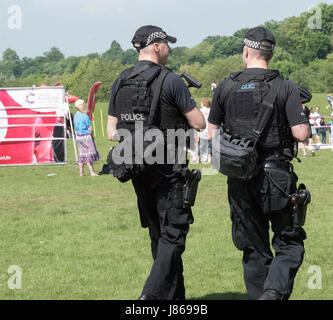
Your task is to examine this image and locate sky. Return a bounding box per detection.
[0,0,333,58]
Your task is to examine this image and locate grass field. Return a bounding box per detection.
[0,97,332,300]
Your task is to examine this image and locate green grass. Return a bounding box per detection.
[0,100,332,300]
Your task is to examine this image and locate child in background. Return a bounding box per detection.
[74,99,100,176]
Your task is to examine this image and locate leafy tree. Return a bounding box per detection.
[202,55,243,87]
[2,48,20,61]
[44,47,64,62]
[0,49,22,78]
[270,47,298,77]
[211,36,243,59]
[203,35,222,45]
[186,41,212,65]
[102,41,124,61]
[233,28,251,39]
[3,4,333,98]
[275,16,306,60]
[263,20,281,36]
[62,58,129,101]
[86,53,100,59]
[320,3,333,35]
[168,47,191,71]
[121,49,137,65]
[315,53,333,92]
[300,28,331,63]
[270,59,298,78]
[62,56,82,74]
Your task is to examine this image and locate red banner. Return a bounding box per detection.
[0,87,67,165]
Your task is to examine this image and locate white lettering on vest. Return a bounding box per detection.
[121,114,145,121]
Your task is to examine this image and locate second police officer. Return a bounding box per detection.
[208,27,310,300]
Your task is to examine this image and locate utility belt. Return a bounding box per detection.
[262,160,292,172]
[260,161,311,228]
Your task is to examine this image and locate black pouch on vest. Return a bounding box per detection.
[212,129,259,180]
[107,146,145,183]
[107,124,164,183]
[260,167,296,214]
[212,76,282,181]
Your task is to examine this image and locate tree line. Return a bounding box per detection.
[1,3,333,101]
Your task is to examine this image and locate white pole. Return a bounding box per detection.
[66,98,78,162]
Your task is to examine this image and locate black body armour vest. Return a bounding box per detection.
[224,71,295,160]
[114,63,189,133]
[159,100,190,131]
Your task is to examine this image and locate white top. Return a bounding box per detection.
[199,106,210,139]
[312,112,321,126]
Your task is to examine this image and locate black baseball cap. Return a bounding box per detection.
[132,25,177,51]
[244,27,276,52]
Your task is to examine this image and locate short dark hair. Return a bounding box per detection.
[249,41,274,62]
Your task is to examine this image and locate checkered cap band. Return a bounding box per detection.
[146,31,167,46]
[244,38,274,52]
[244,38,261,49]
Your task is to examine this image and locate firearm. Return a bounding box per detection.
[291,183,311,227]
[181,72,202,89]
[182,168,202,208]
[179,72,202,153]
[178,73,202,208]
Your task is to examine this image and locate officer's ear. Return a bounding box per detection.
[243,46,249,59]
[152,42,160,53]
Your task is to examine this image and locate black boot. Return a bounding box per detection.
[138,294,156,300]
[257,289,282,300]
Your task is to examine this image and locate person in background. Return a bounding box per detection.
[326,93,333,108]
[66,112,74,139]
[319,118,328,144]
[301,104,315,157]
[211,80,217,93]
[74,99,100,176]
[52,117,66,162]
[313,106,322,144]
[198,98,212,163]
[308,107,316,148]
[328,114,333,141]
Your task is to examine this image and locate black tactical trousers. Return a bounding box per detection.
[131,165,193,300]
[227,167,306,300]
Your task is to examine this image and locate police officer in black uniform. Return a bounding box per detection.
[107,25,206,300]
[208,27,310,300]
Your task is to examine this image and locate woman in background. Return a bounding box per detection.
[74,99,100,176]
